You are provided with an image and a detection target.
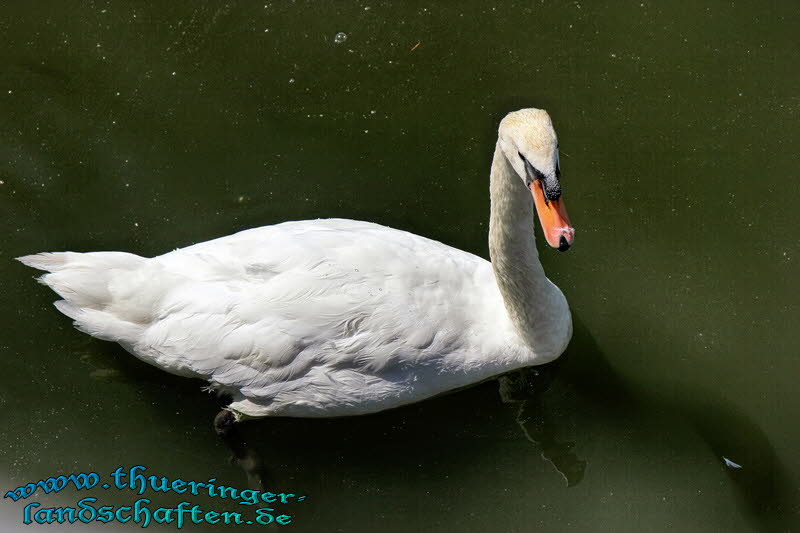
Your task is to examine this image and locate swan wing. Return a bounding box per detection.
[132,219,506,415]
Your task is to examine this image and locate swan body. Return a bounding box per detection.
[19,108,575,420]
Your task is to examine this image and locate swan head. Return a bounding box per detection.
[498,108,575,251]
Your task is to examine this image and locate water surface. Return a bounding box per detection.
[2,1,798,531]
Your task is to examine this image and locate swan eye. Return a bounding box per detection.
[519,153,546,187]
[555,161,561,179]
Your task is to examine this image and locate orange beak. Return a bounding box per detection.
[530,180,575,251]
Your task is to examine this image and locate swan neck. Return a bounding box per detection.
[488,141,569,357]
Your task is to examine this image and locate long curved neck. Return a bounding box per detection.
[489,141,570,357]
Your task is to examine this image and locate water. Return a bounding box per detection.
[1,1,799,531]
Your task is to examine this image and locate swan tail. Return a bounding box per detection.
[17,251,147,344]
[17,252,75,272]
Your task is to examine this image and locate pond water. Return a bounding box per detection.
[2,2,798,531]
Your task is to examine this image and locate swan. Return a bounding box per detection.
[18,108,575,433]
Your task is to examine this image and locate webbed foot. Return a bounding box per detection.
[213,409,238,436]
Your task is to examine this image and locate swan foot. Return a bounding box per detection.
[213,409,238,436]
[213,411,271,491]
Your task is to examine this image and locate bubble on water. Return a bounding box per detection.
[334,32,347,44]
[288,78,295,84]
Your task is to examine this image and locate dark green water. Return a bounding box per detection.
[2,1,799,531]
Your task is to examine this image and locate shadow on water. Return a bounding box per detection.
[557,315,797,531]
[676,389,797,531]
[498,364,587,487]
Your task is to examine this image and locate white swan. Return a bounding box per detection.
[18,108,575,430]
